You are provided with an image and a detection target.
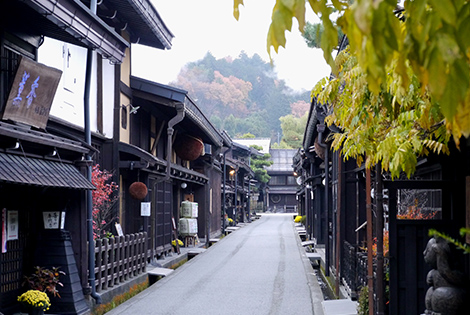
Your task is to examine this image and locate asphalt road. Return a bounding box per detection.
[106,213,325,315]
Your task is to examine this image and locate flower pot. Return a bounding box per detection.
[29,308,45,315]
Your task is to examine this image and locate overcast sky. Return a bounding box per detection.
[131,0,332,92]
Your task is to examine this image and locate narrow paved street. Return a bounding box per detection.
[106,214,324,315]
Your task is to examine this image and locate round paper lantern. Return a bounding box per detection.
[129,182,148,200]
[173,134,204,161]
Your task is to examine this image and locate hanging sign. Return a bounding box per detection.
[2,56,62,129]
[7,210,18,240]
[141,202,151,217]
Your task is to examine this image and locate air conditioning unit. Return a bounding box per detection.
[204,143,212,155]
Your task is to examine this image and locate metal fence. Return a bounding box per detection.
[93,232,148,292]
[342,241,369,298]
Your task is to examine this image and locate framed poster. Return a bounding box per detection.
[7,210,18,240]
[43,211,61,229]
[141,202,151,217]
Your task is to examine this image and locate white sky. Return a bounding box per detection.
[131,0,331,92]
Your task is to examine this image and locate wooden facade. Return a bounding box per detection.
[295,72,470,315]
[0,0,174,314]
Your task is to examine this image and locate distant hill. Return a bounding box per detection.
[170,52,311,141]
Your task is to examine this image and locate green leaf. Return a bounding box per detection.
[429,0,457,26]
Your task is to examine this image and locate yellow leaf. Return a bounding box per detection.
[233,0,244,20]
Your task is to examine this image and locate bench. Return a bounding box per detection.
[225,227,240,235]
[148,267,174,284]
[301,240,316,247]
[209,238,219,246]
[188,248,206,260]
[306,252,321,266]
[184,235,198,247]
[297,229,307,241]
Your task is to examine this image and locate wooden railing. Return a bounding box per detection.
[93,233,148,292]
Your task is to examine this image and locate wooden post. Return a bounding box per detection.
[335,152,342,297]
[376,164,385,315]
[366,167,374,315]
[466,177,470,244]
[172,217,180,254]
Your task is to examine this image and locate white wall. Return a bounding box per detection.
[38,37,114,139]
[102,59,115,138]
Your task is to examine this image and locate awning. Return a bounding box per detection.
[24,0,129,63]
[0,153,95,190]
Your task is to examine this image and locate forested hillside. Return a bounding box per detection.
[170,52,311,142]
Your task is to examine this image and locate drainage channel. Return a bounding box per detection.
[313,268,335,300]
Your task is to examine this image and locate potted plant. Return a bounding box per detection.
[172,239,184,249]
[18,290,51,315]
[23,266,65,298]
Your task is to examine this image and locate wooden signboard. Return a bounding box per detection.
[2,56,62,129]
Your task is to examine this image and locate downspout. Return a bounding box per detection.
[317,123,330,276]
[234,170,238,221]
[222,148,231,234]
[206,158,214,245]
[166,103,185,180]
[85,0,101,304]
[164,103,184,253]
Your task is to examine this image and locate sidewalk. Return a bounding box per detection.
[105,214,327,315]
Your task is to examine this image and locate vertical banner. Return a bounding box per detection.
[2,208,7,253]
[7,210,18,240]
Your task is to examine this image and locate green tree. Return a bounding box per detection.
[172,52,309,138]
[313,45,449,178]
[303,21,343,48]
[271,141,292,149]
[249,145,273,184]
[234,0,470,143]
[278,113,309,149]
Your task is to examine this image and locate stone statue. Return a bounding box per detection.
[423,236,468,315]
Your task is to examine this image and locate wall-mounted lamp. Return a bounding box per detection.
[181,182,187,189]
[122,104,140,115]
[293,171,298,177]
[229,169,236,176]
[9,140,20,150]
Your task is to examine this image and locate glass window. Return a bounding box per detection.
[396,189,442,220]
[269,175,286,185]
[287,176,297,185]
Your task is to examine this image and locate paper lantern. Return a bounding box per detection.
[173,134,204,161]
[129,182,148,200]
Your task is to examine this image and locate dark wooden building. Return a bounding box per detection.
[0,0,173,314]
[114,77,228,253]
[265,149,298,213]
[296,56,470,315]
